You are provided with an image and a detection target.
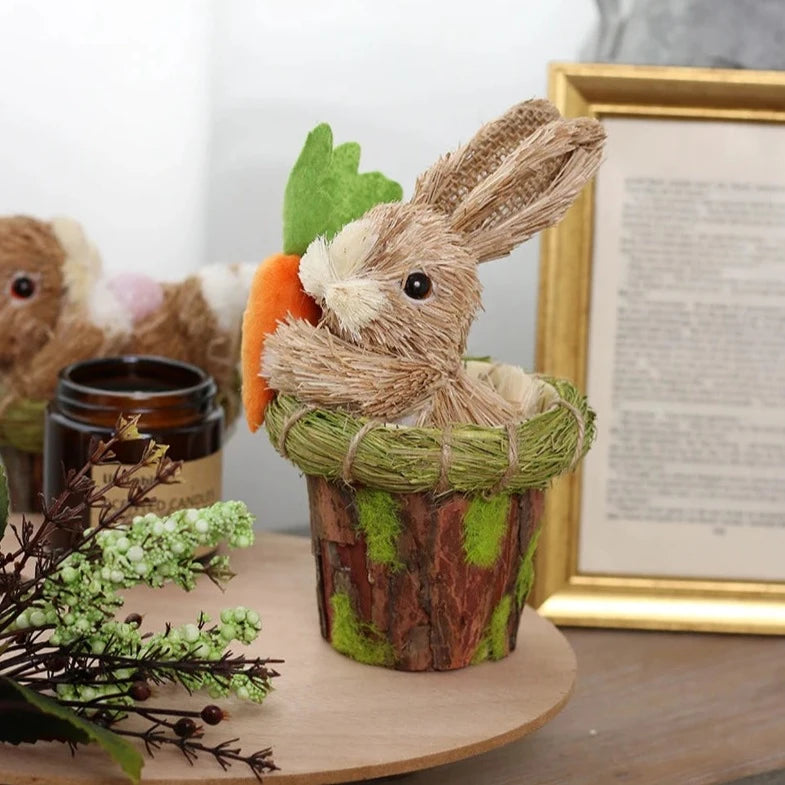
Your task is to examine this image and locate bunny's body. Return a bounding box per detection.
[262,100,605,426]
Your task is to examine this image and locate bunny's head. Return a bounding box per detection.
[0,216,100,372]
[297,100,605,373]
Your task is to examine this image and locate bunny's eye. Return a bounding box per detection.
[403,272,432,301]
[10,274,36,300]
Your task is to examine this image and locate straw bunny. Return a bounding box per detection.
[261,99,605,427]
[0,215,253,423]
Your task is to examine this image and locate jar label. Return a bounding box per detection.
[89,450,223,526]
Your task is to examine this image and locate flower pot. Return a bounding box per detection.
[0,396,47,513]
[0,444,44,514]
[265,364,593,671]
[307,476,544,670]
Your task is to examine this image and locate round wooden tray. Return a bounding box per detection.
[0,533,576,785]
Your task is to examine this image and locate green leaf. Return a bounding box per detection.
[0,461,8,537]
[0,676,143,783]
[282,123,403,255]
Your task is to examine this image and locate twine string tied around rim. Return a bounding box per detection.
[277,404,317,459]
[555,395,585,471]
[436,424,453,494]
[489,421,519,495]
[342,419,383,484]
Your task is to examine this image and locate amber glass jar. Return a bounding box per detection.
[44,356,223,529]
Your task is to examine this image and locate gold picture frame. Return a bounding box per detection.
[532,62,785,633]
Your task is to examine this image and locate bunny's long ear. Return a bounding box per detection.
[412,100,605,263]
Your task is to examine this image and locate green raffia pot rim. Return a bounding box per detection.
[265,365,595,495]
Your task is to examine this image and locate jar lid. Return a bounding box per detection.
[54,355,218,428]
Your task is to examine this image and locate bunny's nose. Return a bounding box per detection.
[323,279,385,337]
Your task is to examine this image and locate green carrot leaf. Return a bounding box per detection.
[282,123,403,256]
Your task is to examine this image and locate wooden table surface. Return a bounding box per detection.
[1,533,576,785]
[368,625,785,785]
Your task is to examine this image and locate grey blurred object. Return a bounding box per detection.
[584,0,785,69]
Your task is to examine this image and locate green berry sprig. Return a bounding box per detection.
[0,419,280,782]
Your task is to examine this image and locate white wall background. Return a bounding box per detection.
[0,1,213,279]
[0,0,598,530]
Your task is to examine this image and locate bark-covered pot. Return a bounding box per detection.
[307,477,544,671]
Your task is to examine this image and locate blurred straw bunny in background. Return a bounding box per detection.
[0,215,254,422]
[257,99,605,428]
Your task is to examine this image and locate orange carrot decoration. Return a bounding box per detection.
[241,123,402,432]
[241,253,320,431]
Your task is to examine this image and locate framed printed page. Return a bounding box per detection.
[532,62,785,633]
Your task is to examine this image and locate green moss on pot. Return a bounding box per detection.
[330,592,395,667]
[472,594,513,664]
[355,488,403,570]
[462,494,510,568]
[515,527,542,609]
